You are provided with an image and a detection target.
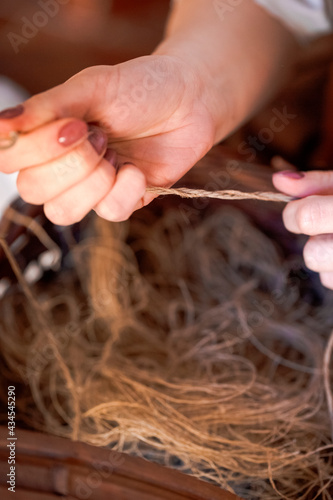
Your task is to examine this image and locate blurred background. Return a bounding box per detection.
[0,0,170,94]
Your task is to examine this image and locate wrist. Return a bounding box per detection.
[153,0,298,146]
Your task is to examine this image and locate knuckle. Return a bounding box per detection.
[126,165,146,186]
[52,152,83,178]
[91,167,115,194]
[97,198,127,222]
[110,200,122,219]
[296,199,324,235]
[44,202,71,226]
[304,235,333,272]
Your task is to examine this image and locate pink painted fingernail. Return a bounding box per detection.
[275,170,305,179]
[104,148,117,167]
[58,120,88,147]
[0,104,24,119]
[88,127,108,155]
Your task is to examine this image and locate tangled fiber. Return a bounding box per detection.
[0,203,333,499]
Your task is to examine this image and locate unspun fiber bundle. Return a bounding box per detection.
[0,205,332,499]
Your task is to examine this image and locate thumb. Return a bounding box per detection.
[0,67,110,136]
[272,169,333,198]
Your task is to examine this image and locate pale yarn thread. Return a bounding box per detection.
[147,187,293,203]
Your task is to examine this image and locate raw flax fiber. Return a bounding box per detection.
[0,196,332,500]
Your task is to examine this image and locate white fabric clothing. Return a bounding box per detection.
[173,0,332,37]
[254,0,332,37]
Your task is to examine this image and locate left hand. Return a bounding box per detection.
[0,58,216,226]
[273,169,333,290]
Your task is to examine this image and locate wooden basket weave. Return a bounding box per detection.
[0,427,240,500]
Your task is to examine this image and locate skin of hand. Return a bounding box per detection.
[0,56,216,225]
[273,170,333,290]
[0,0,296,226]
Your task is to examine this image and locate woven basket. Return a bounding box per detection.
[0,427,240,500]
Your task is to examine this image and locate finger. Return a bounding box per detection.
[303,235,333,273]
[319,272,333,290]
[272,169,333,198]
[44,156,117,226]
[282,195,333,235]
[0,67,108,136]
[94,163,146,222]
[17,127,107,205]
[131,188,164,213]
[0,118,89,173]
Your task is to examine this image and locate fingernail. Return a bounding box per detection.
[104,148,117,167]
[0,104,24,119]
[275,170,305,180]
[58,120,88,147]
[88,127,107,155]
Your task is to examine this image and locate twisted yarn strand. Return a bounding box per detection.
[147,187,293,203]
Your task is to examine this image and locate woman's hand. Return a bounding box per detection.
[0,56,215,225]
[0,0,297,227]
[273,169,333,289]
